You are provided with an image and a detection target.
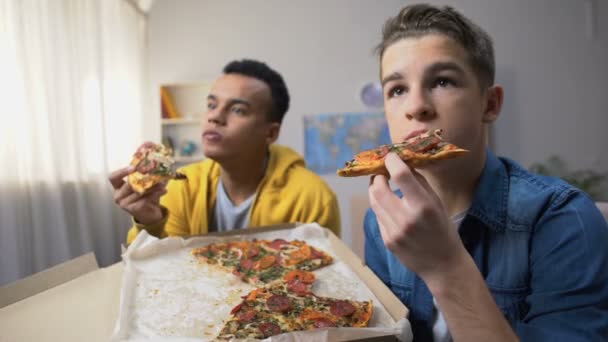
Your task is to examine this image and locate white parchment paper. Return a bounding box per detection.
[111,224,412,342]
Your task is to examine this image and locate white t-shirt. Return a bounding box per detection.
[432,209,468,342]
[209,179,255,232]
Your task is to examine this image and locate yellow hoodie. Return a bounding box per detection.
[127,144,340,243]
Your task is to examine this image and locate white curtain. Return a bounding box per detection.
[0,0,149,286]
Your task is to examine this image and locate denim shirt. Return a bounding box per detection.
[364,150,608,341]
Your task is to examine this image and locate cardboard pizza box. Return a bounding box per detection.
[0,224,409,342]
[205,223,408,325]
[0,251,99,308]
[0,260,123,342]
[350,193,371,260]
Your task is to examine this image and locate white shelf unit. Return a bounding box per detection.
[160,83,212,165]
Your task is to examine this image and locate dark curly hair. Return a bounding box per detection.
[223,59,290,124]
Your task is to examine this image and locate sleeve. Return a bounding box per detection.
[363,208,391,286]
[125,178,191,244]
[515,190,608,340]
[126,206,169,244]
[317,194,341,238]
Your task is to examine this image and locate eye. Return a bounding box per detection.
[207,102,217,110]
[387,85,405,98]
[433,77,455,88]
[231,106,246,115]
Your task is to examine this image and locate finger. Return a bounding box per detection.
[114,182,135,204]
[384,153,427,202]
[386,154,442,207]
[119,190,143,208]
[368,175,408,242]
[148,181,168,193]
[109,166,135,189]
[369,173,410,215]
[122,183,166,208]
[411,169,436,198]
[145,186,168,202]
[368,176,393,242]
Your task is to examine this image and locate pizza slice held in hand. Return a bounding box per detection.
[127,142,187,194]
[337,128,468,177]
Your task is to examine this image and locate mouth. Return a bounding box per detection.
[202,129,222,142]
[402,128,429,142]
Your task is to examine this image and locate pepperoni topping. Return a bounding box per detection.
[247,246,260,258]
[310,247,325,259]
[266,295,292,313]
[239,258,254,270]
[404,131,442,152]
[313,317,336,328]
[230,303,242,315]
[139,141,157,150]
[372,146,390,159]
[237,310,256,323]
[259,322,281,338]
[135,142,156,156]
[287,279,310,295]
[269,239,288,250]
[330,300,356,317]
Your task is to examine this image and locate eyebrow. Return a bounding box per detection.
[426,61,465,76]
[381,61,466,87]
[207,94,251,107]
[381,72,403,87]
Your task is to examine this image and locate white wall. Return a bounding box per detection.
[147,0,608,248]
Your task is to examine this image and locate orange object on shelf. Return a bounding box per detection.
[160,86,180,119]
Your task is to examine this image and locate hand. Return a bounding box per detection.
[368,153,466,283]
[108,166,167,225]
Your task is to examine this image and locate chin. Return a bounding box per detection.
[202,147,224,160]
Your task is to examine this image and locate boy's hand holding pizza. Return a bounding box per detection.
[109,142,186,225]
[368,152,469,287]
[109,166,167,225]
[340,129,472,286]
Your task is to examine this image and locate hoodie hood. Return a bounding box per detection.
[263,144,305,189]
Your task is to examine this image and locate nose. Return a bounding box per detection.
[403,88,435,121]
[206,107,226,125]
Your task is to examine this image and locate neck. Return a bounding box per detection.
[419,149,486,216]
[219,150,268,206]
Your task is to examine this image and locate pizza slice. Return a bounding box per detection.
[217,278,373,340]
[127,141,187,194]
[191,239,334,286]
[337,128,468,177]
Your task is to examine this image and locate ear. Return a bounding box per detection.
[482,85,504,123]
[265,122,281,144]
